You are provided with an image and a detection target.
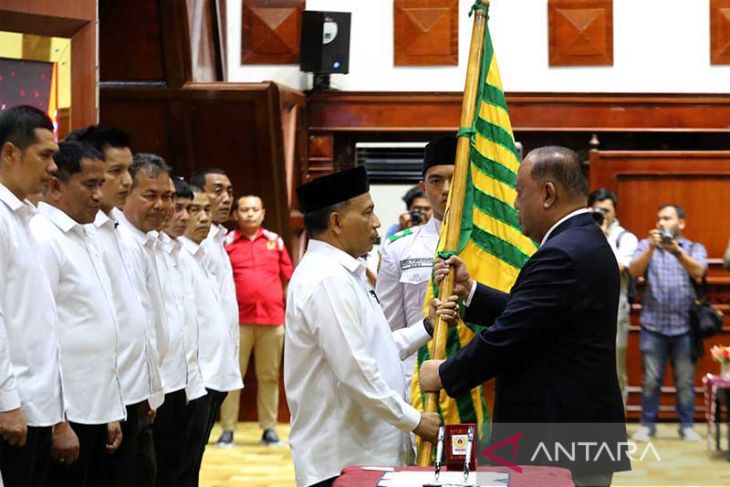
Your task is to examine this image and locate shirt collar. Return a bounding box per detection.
[38,202,85,236]
[231,227,264,243]
[426,217,441,235]
[113,208,158,247]
[181,235,205,258]
[160,231,182,255]
[307,239,363,274]
[540,208,590,246]
[247,227,264,241]
[207,224,227,242]
[93,210,116,230]
[0,183,37,220]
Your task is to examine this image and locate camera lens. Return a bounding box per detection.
[591,210,605,226]
[660,228,674,243]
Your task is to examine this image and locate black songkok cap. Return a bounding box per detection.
[423,135,457,175]
[297,165,370,214]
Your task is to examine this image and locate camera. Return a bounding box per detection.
[409,209,424,226]
[659,228,675,245]
[591,207,607,226]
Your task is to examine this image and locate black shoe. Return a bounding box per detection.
[260,428,281,446]
[216,430,234,448]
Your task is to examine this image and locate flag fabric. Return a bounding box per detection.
[411,4,539,447]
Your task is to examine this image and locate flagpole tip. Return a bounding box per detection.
[472,0,490,13]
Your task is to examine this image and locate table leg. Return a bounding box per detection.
[717,395,722,452]
[725,390,730,461]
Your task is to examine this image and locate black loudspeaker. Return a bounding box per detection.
[300,11,351,74]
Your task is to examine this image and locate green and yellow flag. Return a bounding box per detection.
[411,4,538,445]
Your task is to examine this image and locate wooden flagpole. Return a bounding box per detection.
[416,0,490,467]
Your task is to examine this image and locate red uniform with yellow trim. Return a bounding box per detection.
[224,228,293,326]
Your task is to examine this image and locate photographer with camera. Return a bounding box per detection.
[377,136,455,397]
[384,186,432,239]
[629,204,707,442]
[588,189,638,408]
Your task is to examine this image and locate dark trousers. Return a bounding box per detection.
[46,422,106,487]
[189,389,226,487]
[136,411,157,486]
[205,389,228,437]
[0,425,52,487]
[153,389,190,487]
[103,401,156,487]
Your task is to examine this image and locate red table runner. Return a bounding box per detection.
[334,465,574,487]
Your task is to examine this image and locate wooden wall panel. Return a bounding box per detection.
[393,0,458,66]
[100,0,224,88]
[99,0,164,82]
[589,150,730,421]
[218,0,228,76]
[307,92,730,132]
[548,0,613,66]
[308,134,333,158]
[102,100,172,156]
[306,134,334,180]
[186,0,223,82]
[57,108,70,140]
[241,0,304,64]
[0,0,97,128]
[186,99,261,191]
[711,0,730,64]
[589,151,730,259]
[0,0,94,24]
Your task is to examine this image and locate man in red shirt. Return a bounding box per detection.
[218,194,293,447]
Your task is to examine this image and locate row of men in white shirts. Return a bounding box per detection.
[0,105,242,487]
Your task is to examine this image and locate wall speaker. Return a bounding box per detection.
[300,11,351,74]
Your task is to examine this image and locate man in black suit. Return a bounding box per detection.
[419,146,629,487]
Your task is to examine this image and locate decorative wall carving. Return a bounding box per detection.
[548,0,613,66]
[394,0,458,66]
[241,0,304,64]
[711,0,730,64]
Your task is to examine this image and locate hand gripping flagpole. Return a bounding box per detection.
[416,0,490,467]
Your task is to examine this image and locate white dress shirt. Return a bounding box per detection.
[377,217,441,392]
[174,238,207,402]
[157,232,200,397]
[180,237,243,393]
[285,240,430,487]
[202,224,240,352]
[30,203,125,424]
[87,210,164,409]
[0,184,63,426]
[113,208,170,380]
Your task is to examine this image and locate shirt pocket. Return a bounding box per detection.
[398,267,431,286]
